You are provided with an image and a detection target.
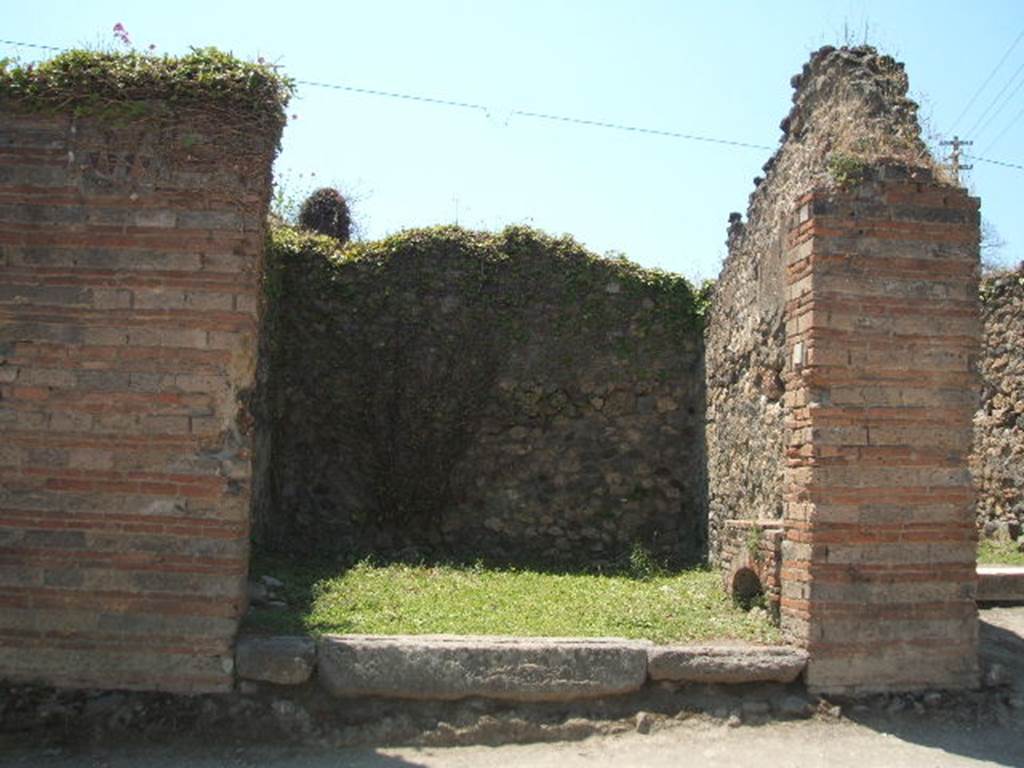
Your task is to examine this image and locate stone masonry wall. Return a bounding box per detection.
[706,46,930,561]
[710,46,980,694]
[718,519,784,618]
[0,108,279,692]
[255,226,707,567]
[704,212,787,562]
[973,267,1024,537]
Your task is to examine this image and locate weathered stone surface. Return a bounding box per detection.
[974,268,1024,533]
[646,645,807,684]
[718,519,784,617]
[977,566,1024,603]
[706,46,939,564]
[778,694,815,718]
[317,635,650,701]
[236,636,316,686]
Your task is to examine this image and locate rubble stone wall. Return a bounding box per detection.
[974,267,1024,537]
[255,227,708,567]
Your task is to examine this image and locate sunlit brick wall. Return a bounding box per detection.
[0,109,277,692]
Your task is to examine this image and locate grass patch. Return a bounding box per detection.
[979,539,1024,566]
[244,556,780,645]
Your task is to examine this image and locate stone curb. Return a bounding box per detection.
[317,635,652,701]
[978,566,1024,603]
[233,634,809,701]
[647,644,808,684]
[237,633,809,700]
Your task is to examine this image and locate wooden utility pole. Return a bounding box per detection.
[940,135,974,184]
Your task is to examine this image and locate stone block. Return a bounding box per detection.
[976,566,1024,603]
[317,635,650,701]
[236,635,317,685]
[646,644,807,684]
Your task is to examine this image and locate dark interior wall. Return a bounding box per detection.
[253,226,708,567]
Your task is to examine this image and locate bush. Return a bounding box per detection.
[298,187,352,243]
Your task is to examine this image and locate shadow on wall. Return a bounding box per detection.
[251,224,711,570]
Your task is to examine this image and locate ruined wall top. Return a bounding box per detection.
[781,46,927,159]
[705,45,950,555]
[740,45,945,242]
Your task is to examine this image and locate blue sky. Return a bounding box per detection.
[4,1,1022,280]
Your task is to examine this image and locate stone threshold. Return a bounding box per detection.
[978,565,1024,603]
[236,634,807,701]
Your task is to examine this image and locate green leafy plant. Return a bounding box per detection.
[745,523,764,563]
[827,152,870,189]
[627,542,662,580]
[0,47,292,127]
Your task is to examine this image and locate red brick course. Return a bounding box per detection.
[0,109,278,692]
[780,167,981,694]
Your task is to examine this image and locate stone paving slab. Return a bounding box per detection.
[318,635,651,701]
[646,644,807,684]
[977,565,1024,603]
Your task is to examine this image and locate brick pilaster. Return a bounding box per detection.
[0,111,278,692]
[780,166,981,693]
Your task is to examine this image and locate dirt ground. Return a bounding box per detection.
[3,712,1022,768]
[2,607,1022,768]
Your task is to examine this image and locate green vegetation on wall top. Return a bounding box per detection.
[0,47,292,123]
[826,151,871,190]
[266,222,713,329]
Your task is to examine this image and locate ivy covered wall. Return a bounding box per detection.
[253,225,710,567]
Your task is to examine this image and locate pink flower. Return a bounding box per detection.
[112,22,132,47]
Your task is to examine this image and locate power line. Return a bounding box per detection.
[951,28,1024,132]
[966,153,1024,171]
[293,79,488,114]
[289,81,774,150]
[973,72,1024,149]
[506,109,773,151]
[0,37,774,153]
[0,38,62,51]
[966,58,1024,140]
[981,103,1024,155]
[296,79,774,149]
